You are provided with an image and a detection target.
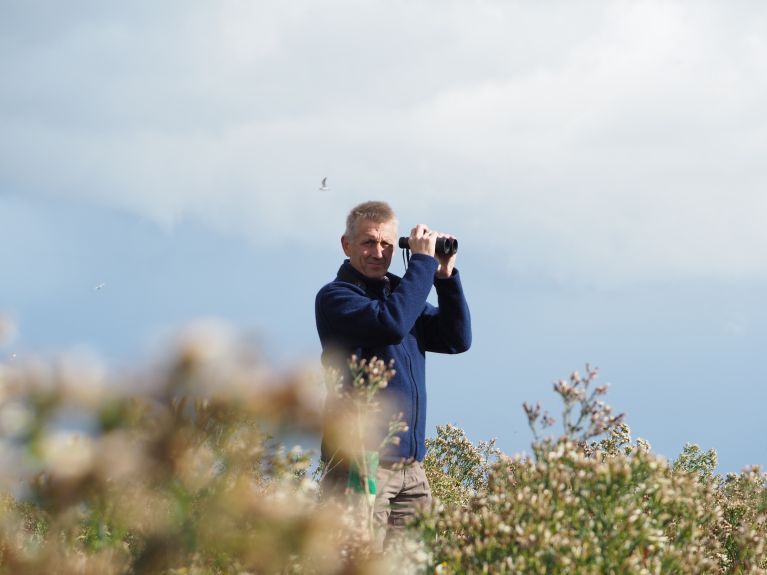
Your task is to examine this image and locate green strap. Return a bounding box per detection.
[347,450,379,494]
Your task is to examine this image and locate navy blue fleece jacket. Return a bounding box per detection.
[315,253,472,463]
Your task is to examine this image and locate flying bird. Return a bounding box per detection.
[94,283,106,291]
[319,177,329,191]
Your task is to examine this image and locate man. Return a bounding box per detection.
[315,200,471,548]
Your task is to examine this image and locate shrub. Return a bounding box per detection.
[417,366,767,574]
[0,323,404,574]
[423,424,501,508]
[2,329,766,574]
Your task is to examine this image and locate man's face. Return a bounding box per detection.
[342,219,397,279]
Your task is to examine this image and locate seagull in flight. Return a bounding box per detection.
[319,177,329,191]
[94,282,106,291]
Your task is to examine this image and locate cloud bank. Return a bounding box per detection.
[2,0,767,284]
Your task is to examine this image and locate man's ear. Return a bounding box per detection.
[341,234,351,257]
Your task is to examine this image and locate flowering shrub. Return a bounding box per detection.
[0,323,408,574]
[419,367,767,574]
[423,424,501,508]
[1,320,765,574]
[423,438,727,573]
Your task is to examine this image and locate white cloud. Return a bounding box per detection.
[2,0,767,284]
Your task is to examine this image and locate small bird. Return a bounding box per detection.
[319,177,329,191]
[94,283,106,291]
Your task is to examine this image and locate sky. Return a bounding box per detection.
[2,0,766,474]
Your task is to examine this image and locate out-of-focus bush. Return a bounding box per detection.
[0,322,415,574]
[2,325,766,574]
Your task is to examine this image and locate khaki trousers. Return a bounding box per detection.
[322,460,433,551]
[373,461,432,549]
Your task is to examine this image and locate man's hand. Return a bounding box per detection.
[408,224,437,257]
[408,224,457,279]
[433,232,457,279]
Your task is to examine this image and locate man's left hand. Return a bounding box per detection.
[433,232,457,279]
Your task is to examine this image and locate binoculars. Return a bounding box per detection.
[398,236,458,256]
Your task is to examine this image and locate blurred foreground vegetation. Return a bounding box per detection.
[0,320,765,574]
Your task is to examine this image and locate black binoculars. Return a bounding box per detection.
[398,236,458,256]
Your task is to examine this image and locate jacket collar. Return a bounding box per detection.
[336,260,395,297]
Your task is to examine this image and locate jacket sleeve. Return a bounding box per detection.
[419,268,472,354]
[316,254,439,348]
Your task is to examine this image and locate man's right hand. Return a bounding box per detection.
[408,224,437,257]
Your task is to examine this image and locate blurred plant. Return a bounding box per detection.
[0,323,410,574]
[2,335,766,575]
[319,355,408,546]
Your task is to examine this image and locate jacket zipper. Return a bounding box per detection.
[406,350,418,459]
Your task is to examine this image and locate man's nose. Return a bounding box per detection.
[373,243,384,257]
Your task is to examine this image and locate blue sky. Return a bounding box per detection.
[2,1,766,473]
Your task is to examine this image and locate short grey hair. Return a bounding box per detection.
[344,201,398,238]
